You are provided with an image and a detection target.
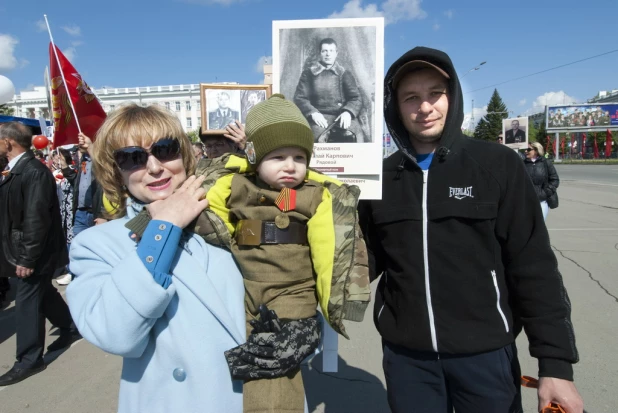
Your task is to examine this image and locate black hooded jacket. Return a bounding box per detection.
[359,47,578,380]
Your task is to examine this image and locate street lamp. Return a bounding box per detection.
[462,61,487,78]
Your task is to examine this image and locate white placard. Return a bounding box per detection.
[273,17,385,178]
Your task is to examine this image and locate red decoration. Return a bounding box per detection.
[275,188,297,212]
[32,135,49,150]
[607,130,614,159]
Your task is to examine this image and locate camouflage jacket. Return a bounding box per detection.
[125,154,371,339]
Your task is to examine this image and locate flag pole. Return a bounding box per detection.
[44,14,82,134]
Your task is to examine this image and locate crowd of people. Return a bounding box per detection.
[0,45,584,413]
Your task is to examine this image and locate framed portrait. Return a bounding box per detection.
[502,116,529,150]
[273,17,385,178]
[200,84,271,134]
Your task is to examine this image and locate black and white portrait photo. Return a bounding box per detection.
[241,89,266,124]
[273,18,384,178]
[274,20,381,144]
[204,89,241,131]
[200,84,271,134]
[502,116,529,149]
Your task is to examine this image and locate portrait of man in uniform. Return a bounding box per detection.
[293,38,367,143]
[505,119,526,144]
[241,90,266,124]
[206,91,241,131]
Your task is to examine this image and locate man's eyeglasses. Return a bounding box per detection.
[204,141,228,151]
[113,138,180,171]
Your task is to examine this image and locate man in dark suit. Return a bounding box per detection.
[208,92,240,130]
[505,119,526,144]
[0,122,79,386]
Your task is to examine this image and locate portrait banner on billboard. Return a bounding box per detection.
[502,116,529,149]
[273,17,385,179]
[546,103,618,131]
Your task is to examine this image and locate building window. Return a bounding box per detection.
[197,101,201,110]
[197,117,202,127]
[175,101,181,111]
[186,101,191,111]
[186,118,192,129]
[165,102,170,110]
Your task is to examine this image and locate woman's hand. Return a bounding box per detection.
[146,175,208,229]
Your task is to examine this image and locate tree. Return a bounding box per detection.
[473,117,490,140]
[473,89,508,142]
[0,104,14,115]
[535,121,548,148]
[527,118,538,143]
[186,129,200,143]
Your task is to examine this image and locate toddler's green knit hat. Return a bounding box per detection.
[245,94,314,165]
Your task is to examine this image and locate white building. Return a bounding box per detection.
[5,83,238,133]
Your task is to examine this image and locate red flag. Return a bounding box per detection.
[545,136,551,154]
[561,136,565,156]
[581,133,586,158]
[49,43,106,148]
[607,129,614,159]
[593,133,599,159]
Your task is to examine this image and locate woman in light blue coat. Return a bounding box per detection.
[66,104,282,413]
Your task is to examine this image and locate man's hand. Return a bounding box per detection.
[538,377,583,413]
[78,133,93,155]
[310,112,329,128]
[338,111,352,129]
[146,175,208,229]
[16,265,34,278]
[224,121,247,151]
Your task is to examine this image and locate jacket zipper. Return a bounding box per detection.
[377,271,387,322]
[422,170,438,352]
[491,270,509,333]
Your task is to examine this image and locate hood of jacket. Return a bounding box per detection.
[384,46,465,165]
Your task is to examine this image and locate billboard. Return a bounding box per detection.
[502,116,529,149]
[546,103,618,131]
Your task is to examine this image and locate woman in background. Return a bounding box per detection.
[524,142,559,220]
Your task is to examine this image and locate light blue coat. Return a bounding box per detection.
[67,204,246,413]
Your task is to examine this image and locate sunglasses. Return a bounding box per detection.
[113,138,181,171]
[525,148,534,152]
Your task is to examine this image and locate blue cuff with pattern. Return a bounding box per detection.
[136,220,182,289]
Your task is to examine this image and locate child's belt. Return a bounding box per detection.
[235,219,308,246]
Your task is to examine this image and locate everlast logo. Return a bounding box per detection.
[449,186,474,200]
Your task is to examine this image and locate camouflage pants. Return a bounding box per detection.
[242,275,317,413]
[243,309,312,413]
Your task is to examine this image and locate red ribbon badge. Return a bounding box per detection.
[275,187,296,212]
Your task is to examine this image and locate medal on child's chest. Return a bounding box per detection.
[275,187,296,212]
[274,188,296,229]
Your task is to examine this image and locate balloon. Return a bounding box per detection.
[32,135,49,150]
[0,75,15,105]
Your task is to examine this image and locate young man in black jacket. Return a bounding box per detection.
[359,47,583,412]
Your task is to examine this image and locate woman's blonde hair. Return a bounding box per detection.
[92,103,196,219]
[530,141,544,157]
